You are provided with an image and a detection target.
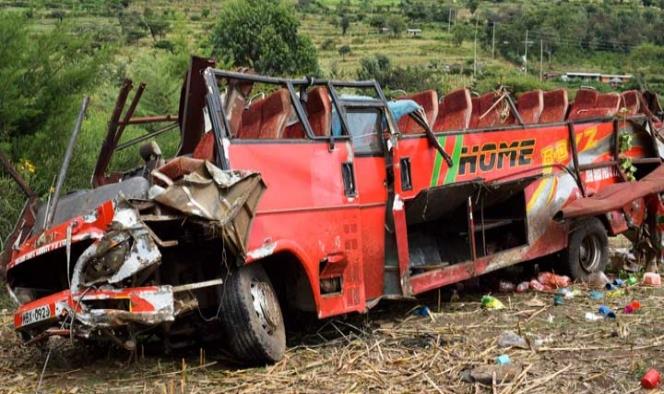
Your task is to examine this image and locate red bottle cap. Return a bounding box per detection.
[631,300,641,310]
[642,368,661,389]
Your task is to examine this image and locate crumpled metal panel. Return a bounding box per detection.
[560,164,664,219]
[70,200,161,292]
[150,158,265,256]
[74,286,175,327]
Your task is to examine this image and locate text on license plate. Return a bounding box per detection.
[22,305,51,326]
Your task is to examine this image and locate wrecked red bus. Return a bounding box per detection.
[2,56,664,364]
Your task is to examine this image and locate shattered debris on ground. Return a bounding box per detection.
[1,257,664,393]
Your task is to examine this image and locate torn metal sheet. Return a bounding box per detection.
[74,286,175,327]
[559,164,664,219]
[150,158,265,255]
[70,200,161,292]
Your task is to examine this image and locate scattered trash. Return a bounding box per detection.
[626,276,638,286]
[529,279,545,292]
[516,281,530,293]
[623,300,641,314]
[498,280,515,293]
[641,368,661,389]
[537,272,571,288]
[496,354,511,365]
[607,289,626,298]
[481,295,505,310]
[613,278,625,287]
[598,305,616,319]
[584,312,603,321]
[586,271,610,289]
[498,331,528,349]
[413,306,431,317]
[605,283,617,291]
[558,288,576,299]
[461,365,522,384]
[553,294,564,306]
[643,272,662,287]
[589,290,604,300]
[524,296,546,307]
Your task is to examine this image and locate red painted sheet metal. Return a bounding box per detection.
[560,164,664,219]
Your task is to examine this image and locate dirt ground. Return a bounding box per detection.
[1,250,663,393]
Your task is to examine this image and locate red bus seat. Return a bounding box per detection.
[570,91,620,120]
[192,131,215,161]
[432,88,472,131]
[284,86,332,138]
[237,89,291,139]
[620,90,640,116]
[540,89,569,123]
[516,90,543,124]
[470,92,503,129]
[397,90,439,134]
[568,88,599,120]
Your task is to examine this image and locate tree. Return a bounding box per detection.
[144,7,170,41]
[118,10,148,44]
[467,0,479,14]
[210,0,319,76]
[340,14,350,35]
[357,54,439,92]
[0,12,110,200]
[386,15,405,37]
[338,45,351,61]
[368,14,386,33]
[0,14,108,145]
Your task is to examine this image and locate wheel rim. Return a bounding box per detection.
[579,234,601,273]
[250,279,280,336]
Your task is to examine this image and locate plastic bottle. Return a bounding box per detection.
[516,281,530,293]
[498,331,528,349]
[495,354,511,365]
[641,369,661,389]
[624,300,641,314]
[481,295,505,310]
[598,305,616,319]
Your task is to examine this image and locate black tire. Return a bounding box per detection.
[220,264,286,365]
[561,217,609,280]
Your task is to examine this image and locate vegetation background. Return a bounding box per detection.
[2,0,664,244]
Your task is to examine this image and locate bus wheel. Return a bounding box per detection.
[220,264,286,365]
[562,217,608,280]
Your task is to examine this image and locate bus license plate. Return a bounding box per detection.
[22,305,51,326]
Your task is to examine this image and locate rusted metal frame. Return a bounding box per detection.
[112,83,146,148]
[505,94,525,126]
[45,96,90,229]
[119,114,178,125]
[210,68,378,89]
[203,68,230,169]
[566,121,586,197]
[0,150,35,198]
[578,161,618,171]
[116,122,179,151]
[92,79,132,187]
[392,201,412,296]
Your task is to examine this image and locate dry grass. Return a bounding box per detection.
[0,267,662,393]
